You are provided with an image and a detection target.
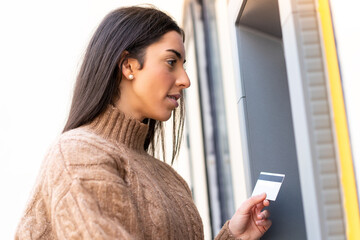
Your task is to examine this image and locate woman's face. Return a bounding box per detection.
[117,30,190,121]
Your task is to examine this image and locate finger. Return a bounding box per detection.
[254,199,269,216]
[239,193,267,213]
[256,219,272,228]
[257,210,270,220]
[255,199,269,209]
[254,203,263,216]
[255,202,264,211]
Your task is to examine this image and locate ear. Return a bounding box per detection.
[119,51,140,80]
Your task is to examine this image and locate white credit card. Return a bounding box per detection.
[251,172,285,201]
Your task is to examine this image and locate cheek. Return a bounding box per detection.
[134,67,175,103]
[147,71,174,95]
[159,70,176,87]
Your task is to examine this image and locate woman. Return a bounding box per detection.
[15,6,271,240]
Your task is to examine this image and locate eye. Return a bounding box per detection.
[167,59,177,67]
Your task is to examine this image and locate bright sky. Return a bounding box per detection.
[0,1,184,238]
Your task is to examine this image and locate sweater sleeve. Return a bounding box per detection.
[215,220,237,240]
[50,138,140,240]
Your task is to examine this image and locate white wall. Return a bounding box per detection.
[329,0,360,200]
[0,1,184,238]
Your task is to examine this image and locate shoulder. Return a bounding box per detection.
[46,128,126,183]
[59,127,120,156]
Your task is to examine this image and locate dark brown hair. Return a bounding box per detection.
[63,6,185,164]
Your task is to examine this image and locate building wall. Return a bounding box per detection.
[183,0,360,239]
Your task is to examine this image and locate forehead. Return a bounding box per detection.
[146,31,185,58]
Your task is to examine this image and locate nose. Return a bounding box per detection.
[176,69,191,89]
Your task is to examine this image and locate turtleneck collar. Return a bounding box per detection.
[86,105,149,151]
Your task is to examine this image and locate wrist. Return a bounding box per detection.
[228,220,260,240]
[228,220,243,240]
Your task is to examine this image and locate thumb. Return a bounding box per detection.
[239,193,267,213]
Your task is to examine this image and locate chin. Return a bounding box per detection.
[158,115,172,122]
[153,112,172,122]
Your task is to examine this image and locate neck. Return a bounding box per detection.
[86,105,149,151]
[115,81,145,121]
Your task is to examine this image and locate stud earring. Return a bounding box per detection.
[128,74,134,80]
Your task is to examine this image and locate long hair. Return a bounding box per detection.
[63,6,185,164]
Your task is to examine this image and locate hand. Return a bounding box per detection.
[228,193,271,240]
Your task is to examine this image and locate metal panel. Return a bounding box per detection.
[236,26,307,239]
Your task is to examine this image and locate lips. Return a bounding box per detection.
[167,94,181,108]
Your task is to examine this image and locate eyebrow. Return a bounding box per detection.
[166,49,186,63]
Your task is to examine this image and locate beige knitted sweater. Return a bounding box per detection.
[15,105,234,239]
